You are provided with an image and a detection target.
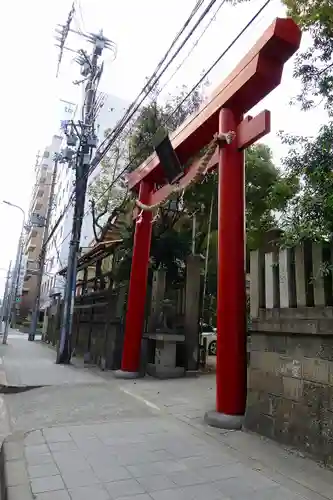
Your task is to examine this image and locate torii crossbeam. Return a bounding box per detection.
[116,18,301,428]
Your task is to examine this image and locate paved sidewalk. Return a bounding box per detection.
[5,410,333,500]
[1,333,333,500]
[0,330,102,387]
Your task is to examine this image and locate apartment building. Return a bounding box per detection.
[20,135,63,320]
[40,92,130,309]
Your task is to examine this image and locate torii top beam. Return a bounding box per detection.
[127,17,301,192]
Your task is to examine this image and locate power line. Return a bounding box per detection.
[55,3,76,77]
[158,0,227,95]
[92,0,220,171]
[41,0,220,254]
[53,0,271,257]
[82,0,273,211]
[94,0,205,158]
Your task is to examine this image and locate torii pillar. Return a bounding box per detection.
[116,18,301,428]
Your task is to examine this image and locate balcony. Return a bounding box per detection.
[26,228,39,248]
[26,243,37,254]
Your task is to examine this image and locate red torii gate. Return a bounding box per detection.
[116,18,302,428]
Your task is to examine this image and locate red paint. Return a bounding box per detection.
[128,18,301,191]
[131,110,271,219]
[121,181,153,373]
[236,110,270,150]
[216,108,246,415]
[122,18,302,415]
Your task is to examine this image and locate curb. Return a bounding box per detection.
[0,439,6,500]
[0,395,11,500]
[0,434,34,500]
[0,386,43,395]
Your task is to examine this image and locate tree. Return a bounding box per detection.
[284,0,333,114]
[279,123,333,244]
[89,82,208,281]
[227,0,333,113]
[88,125,131,243]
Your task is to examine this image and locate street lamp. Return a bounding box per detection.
[2,201,26,343]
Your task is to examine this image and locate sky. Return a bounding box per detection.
[0,0,328,296]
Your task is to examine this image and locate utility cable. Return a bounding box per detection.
[41,0,220,253]
[53,0,271,261]
[94,0,205,157]
[91,0,220,171]
[84,0,273,210]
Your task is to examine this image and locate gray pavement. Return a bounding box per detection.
[0,331,102,387]
[1,331,333,500]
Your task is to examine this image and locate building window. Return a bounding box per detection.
[43,151,50,158]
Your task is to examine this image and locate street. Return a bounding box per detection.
[0,330,331,500]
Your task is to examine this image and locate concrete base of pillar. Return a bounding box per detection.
[114,370,140,379]
[204,410,244,430]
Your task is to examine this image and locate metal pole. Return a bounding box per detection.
[2,202,25,341]
[29,159,59,341]
[0,262,12,335]
[12,225,25,328]
[57,44,100,364]
[57,148,89,362]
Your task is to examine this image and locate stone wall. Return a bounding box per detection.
[246,237,333,466]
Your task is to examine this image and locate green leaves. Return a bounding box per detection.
[279,122,333,243]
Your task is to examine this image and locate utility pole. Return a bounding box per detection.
[0,262,12,336]
[56,31,114,364]
[11,222,26,328]
[1,201,26,339]
[28,157,59,341]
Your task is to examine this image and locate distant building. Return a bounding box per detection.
[19,135,63,320]
[40,93,130,309]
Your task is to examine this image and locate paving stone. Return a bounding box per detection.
[24,430,45,445]
[180,483,225,500]
[242,469,279,490]
[61,469,99,488]
[7,485,33,500]
[28,462,59,479]
[115,496,152,500]
[104,478,145,498]
[126,463,162,478]
[25,453,54,466]
[149,488,194,500]
[68,484,110,500]
[35,490,71,500]
[214,476,257,498]
[180,453,236,469]
[5,441,24,461]
[93,465,131,482]
[198,462,248,481]
[52,451,90,472]
[43,428,72,443]
[153,460,187,474]
[136,474,177,492]
[169,470,208,487]
[86,452,120,469]
[73,437,105,454]
[31,475,65,494]
[115,451,155,466]
[25,444,50,457]
[6,460,29,486]
[238,486,307,500]
[48,441,78,453]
